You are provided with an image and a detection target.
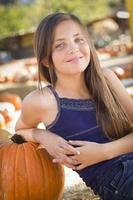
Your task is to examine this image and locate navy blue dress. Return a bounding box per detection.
[46,85,133,200]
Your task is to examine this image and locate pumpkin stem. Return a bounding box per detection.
[11,134,27,144]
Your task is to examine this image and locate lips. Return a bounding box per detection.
[66,56,83,62]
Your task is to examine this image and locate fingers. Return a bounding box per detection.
[53,153,80,168]
[60,154,78,165]
[60,143,80,155]
[53,153,86,171]
[69,155,80,165]
[37,144,45,150]
[53,158,76,169]
[75,164,85,170]
[68,140,88,146]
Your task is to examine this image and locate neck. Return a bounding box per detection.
[55,73,90,99]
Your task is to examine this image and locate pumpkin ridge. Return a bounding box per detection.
[31,143,46,199]
[1,143,15,200]
[0,142,6,199]
[52,161,65,199]
[40,149,61,199]
[4,143,15,200]
[15,143,26,200]
[40,150,53,199]
[23,143,30,200]
[25,142,45,200]
[14,143,19,200]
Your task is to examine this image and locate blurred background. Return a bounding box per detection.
[0,0,133,138]
[0,1,133,199]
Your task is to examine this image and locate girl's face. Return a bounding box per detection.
[51,20,90,76]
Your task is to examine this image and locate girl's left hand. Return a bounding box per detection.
[68,140,107,170]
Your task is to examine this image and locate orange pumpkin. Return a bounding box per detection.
[0,139,65,200]
[0,92,22,110]
[0,114,5,129]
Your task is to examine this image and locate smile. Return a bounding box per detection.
[66,56,83,62]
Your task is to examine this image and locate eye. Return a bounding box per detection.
[75,37,85,43]
[55,43,65,49]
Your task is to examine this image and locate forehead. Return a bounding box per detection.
[53,20,83,40]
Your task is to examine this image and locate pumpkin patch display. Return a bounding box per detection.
[0,114,5,129]
[0,92,22,110]
[0,102,15,123]
[0,136,65,200]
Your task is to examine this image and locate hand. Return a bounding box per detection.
[37,131,80,169]
[67,140,107,170]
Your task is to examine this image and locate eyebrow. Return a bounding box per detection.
[54,33,82,42]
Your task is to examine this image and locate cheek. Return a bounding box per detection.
[52,52,59,66]
[52,51,66,70]
[52,51,63,63]
[84,46,90,62]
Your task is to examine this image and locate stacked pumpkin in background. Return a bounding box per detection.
[0,92,22,129]
[0,68,37,84]
[111,63,133,80]
[0,58,38,84]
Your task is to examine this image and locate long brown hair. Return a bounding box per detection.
[34,12,133,139]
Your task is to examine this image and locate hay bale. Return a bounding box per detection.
[62,183,101,200]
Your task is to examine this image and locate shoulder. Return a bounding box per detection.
[21,85,57,123]
[102,68,133,122]
[22,85,55,109]
[102,67,128,89]
[102,68,118,81]
[102,67,129,99]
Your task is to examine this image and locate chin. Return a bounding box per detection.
[74,65,88,72]
[65,68,86,76]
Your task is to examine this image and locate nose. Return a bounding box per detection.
[68,41,79,54]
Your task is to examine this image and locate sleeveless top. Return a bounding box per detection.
[46,85,133,187]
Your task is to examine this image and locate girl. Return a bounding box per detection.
[13,13,133,200]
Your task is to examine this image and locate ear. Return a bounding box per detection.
[41,58,49,68]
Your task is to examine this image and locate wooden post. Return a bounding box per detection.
[125,0,133,38]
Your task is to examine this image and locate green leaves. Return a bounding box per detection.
[0,5,32,36]
[0,0,121,37]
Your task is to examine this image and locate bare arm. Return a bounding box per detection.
[105,132,133,160]
[60,69,133,170]
[15,89,79,169]
[103,68,133,158]
[15,90,47,143]
[103,68,133,123]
